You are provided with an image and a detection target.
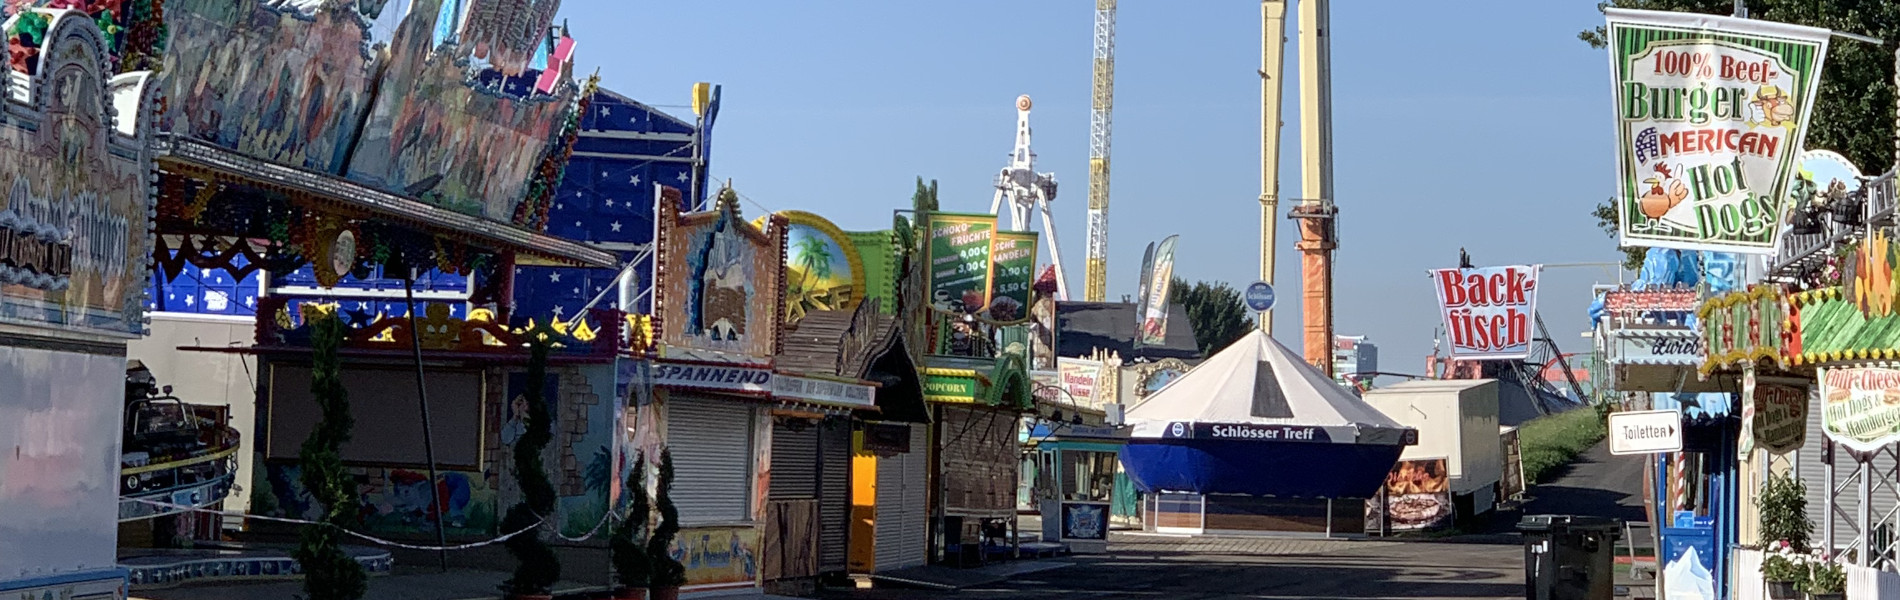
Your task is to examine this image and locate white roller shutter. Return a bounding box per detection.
[819,419,852,572]
[667,395,754,524]
[771,420,820,499]
[874,423,929,572]
[1798,385,1900,551]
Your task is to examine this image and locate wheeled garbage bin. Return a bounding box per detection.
[1519,514,1621,600]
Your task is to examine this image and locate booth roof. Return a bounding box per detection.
[1055,301,1201,362]
[1125,329,1408,443]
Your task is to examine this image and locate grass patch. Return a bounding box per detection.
[1518,406,1608,485]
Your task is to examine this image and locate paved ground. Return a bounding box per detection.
[130,567,600,600]
[829,536,1525,600]
[1519,441,1648,526]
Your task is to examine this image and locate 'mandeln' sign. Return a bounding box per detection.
[1430,265,1541,360]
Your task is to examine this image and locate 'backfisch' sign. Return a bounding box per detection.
[1430,265,1541,360]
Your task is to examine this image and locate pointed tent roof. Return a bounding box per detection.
[1125,329,1411,446]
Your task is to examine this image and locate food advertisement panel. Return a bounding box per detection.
[1366,458,1453,532]
[1605,9,1831,253]
[987,230,1038,321]
[925,212,996,314]
[1820,368,1900,453]
[1429,265,1541,360]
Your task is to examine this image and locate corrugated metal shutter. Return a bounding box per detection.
[819,418,851,572]
[1800,386,1829,541]
[874,423,929,571]
[667,395,754,524]
[771,420,820,499]
[1799,386,1900,550]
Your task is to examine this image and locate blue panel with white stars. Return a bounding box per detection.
[148,252,264,317]
[516,88,703,326]
[271,264,469,294]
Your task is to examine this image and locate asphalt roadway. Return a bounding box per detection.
[826,537,1527,600]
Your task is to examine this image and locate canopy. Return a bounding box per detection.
[1119,330,1414,498]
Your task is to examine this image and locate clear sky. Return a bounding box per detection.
[562,0,1630,376]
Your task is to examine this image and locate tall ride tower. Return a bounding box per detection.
[1082,0,1116,301]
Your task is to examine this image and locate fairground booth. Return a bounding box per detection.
[1697,151,1900,598]
[113,0,638,590]
[1120,329,1415,536]
[0,9,160,598]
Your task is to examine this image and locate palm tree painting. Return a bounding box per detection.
[784,224,855,324]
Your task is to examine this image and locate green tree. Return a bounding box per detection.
[1593,201,1649,270]
[1581,1,1900,268]
[293,311,367,600]
[1168,278,1253,356]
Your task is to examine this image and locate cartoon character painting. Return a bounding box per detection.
[1749,86,1797,127]
[1639,163,1689,220]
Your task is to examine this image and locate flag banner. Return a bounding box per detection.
[1138,235,1179,346]
[1431,265,1541,360]
[1606,8,1830,254]
[925,212,997,314]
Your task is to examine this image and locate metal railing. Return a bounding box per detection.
[1771,168,1898,280]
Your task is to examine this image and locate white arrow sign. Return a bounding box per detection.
[1609,409,1683,456]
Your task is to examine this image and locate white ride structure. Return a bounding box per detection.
[989,94,1069,300]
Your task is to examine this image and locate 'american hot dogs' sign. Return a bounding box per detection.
[1605,9,1830,254]
[1430,265,1541,360]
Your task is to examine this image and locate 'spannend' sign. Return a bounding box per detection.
[1430,265,1541,360]
[1608,409,1684,455]
[652,362,773,394]
[925,212,996,315]
[1606,9,1830,254]
[0,17,154,338]
[1821,368,1900,453]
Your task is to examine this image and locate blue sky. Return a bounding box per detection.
[563,0,1629,374]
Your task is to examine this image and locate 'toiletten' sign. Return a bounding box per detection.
[1609,409,1684,455]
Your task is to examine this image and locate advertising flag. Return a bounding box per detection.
[1606,9,1830,254]
[925,212,996,314]
[1134,241,1156,319]
[987,231,1039,322]
[1138,235,1179,346]
[1431,265,1541,360]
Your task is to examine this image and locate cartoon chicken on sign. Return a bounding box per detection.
[1750,85,1797,127]
[1640,163,1690,219]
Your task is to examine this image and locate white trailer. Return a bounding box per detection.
[1363,379,1504,517]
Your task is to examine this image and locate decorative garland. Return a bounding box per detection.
[608,451,651,591]
[501,338,560,595]
[514,73,600,230]
[292,308,369,600]
[1696,284,1789,375]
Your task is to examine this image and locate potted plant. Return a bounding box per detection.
[609,452,652,600]
[1761,542,1806,600]
[1805,554,1846,600]
[646,449,687,600]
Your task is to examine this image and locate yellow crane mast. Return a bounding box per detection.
[1082,0,1115,301]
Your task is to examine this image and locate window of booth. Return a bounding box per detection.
[1061,450,1118,502]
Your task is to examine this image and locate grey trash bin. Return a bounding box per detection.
[1519,515,1622,600]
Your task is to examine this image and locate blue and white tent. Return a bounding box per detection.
[1119,329,1415,498]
